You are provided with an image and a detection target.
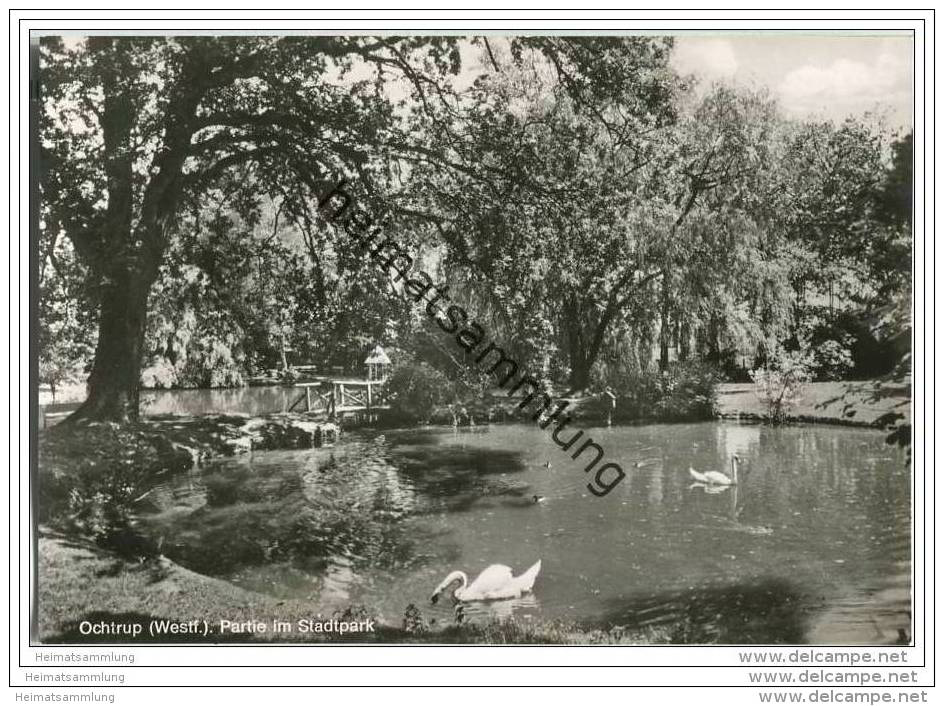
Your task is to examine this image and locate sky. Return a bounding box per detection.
[54,33,915,132]
[669,33,914,130]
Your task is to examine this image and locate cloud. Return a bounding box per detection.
[671,39,738,80]
[777,45,913,119]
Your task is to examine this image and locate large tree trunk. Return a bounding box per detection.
[62,39,199,424]
[678,318,690,361]
[568,350,591,391]
[563,272,657,392]
[566,298,617,392]
[658,268,671,372]
[67,263,157,424]
[563,296,593,392]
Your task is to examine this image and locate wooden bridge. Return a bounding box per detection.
[287,379,389,420]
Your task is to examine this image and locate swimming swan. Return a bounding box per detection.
[689,455,742,486]
[430,560,542,603]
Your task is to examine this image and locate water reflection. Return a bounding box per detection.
[140,422,911,644]
[597,578,808,644]
[142,386,299,416]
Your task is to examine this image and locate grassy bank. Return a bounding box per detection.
[447,378,911,430]
[716,380,911,427]
[37,532,665,645]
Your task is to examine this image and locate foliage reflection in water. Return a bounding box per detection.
[141,422,910,644]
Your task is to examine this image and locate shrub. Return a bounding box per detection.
[582,360,720,423]
[66,476,140,546]
[749,350,813,424]
[811,336,854,381]
[55,458,162,560]
[654,361,721,421]
[39,425,192,558]
[798,307,885,380]
[384,360,453,423]
[402,603,429,635]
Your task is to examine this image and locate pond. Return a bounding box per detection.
[142,421,911,644]
[141,385,302,417]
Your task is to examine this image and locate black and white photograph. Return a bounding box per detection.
[32,27,916,653]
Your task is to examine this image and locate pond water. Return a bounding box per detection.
[141,385,301,417]
[142,422,911,644]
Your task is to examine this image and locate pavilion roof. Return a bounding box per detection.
[364,345,391,365]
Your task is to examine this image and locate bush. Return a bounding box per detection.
[796,319,855,381]
[654,361,720,420]
[384,361,453,423]
[798,307,892,380]
[39,425,192,558]
[583,361,720,423]
[65,472,145,550]
[812,337,854,381]
[749,350,813,424]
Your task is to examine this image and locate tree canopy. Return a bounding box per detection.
[38,35,912,421]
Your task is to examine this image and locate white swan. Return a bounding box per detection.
[690,455,742,486]
[430,560,542,603]
[689,467,710,483]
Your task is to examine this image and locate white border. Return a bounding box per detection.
[7,7,934,696]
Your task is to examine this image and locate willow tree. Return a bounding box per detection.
[40,36,463,422]
[400,38,685,389]
[407,40,787,390]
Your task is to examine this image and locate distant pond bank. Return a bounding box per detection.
[715,380,911,427]
[38,379,911,427]
[40,380,911,431]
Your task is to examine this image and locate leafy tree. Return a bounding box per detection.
[38,35,913,418]
[400,39,677,389]
[40,35,463,421]
[407,49,789,390]
[870,131,913,301]
[37,226,96,398]
[875,131,913,229]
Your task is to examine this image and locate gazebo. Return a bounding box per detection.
[364,345,392,381]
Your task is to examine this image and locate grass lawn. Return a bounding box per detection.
[716,379,911,426]
[37,528,334,643]
[37,530,665,645]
